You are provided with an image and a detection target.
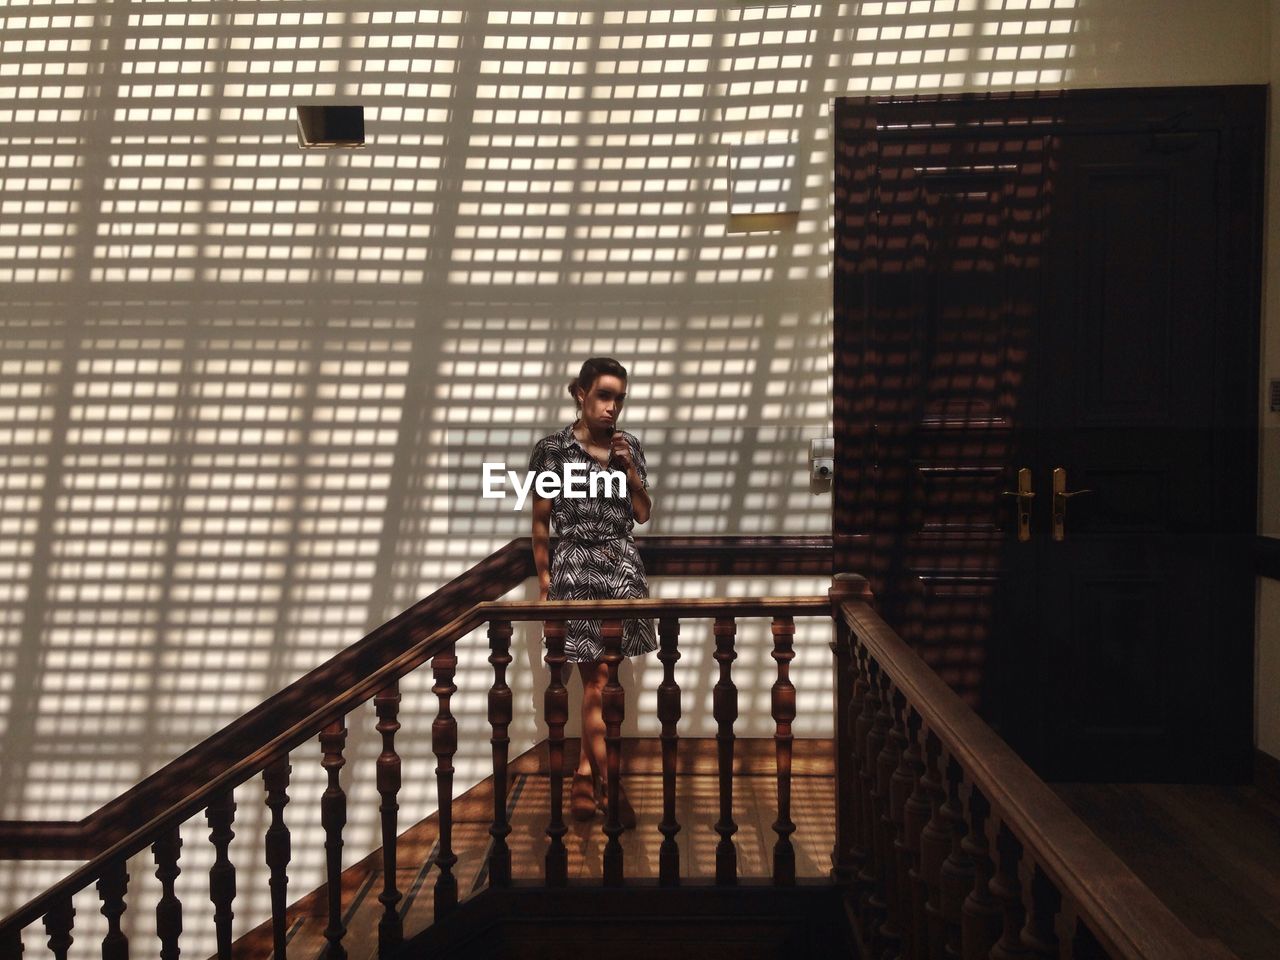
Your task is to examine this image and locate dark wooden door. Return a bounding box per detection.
[833,88,1263,782]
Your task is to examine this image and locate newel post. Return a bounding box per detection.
[830,572,875,885]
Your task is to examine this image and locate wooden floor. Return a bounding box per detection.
[1047,781,1280,960]
[228,739,836,960]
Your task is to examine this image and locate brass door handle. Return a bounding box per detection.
[1052,467,1092,541]
[1000,467,1033,541]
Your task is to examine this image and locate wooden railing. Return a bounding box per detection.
[0,595,830,959]
[0,535,831,861]
[0,560,1239,960]
[829,573,1237,960]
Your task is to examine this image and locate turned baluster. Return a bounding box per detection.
[375,679,404,950]
[829,601,855,882]
[856,657,887,933]
[830,573,873,883]
[320,716,349,959]
[601,616,627,886]
[263,756,291,960]
[770,615,798,886]
[959,783,1002,960]
[432,642,459,916]
[876,684,907,958]
[849,640,871,852]
[543,618,569,886]
[0,927,20,958]
[487,619,514,888]
[895,707,929,960]
[862,661,893,949]
[656,615,683,886]
[852,642,877,904]
[712,616,740,885]
[989,820,1030,960]
[939,753,974,958]
[917,728,950,959]
[905,730,939,958]
[42,893,74,960]
[151,824,182,960]
[97,856,128,960]
[206,787,236,960]
[1020,862,1062,959]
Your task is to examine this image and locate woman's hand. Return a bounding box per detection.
[610,433,633,471]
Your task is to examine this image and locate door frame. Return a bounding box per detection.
[832,85,1266,781]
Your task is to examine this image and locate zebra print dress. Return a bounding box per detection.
[528,422,657,663]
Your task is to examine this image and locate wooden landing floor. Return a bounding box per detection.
[230,740,836,960]
[1048,781,1280,960]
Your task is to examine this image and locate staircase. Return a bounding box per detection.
[0,538,1243,960]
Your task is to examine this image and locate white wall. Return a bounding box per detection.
[0,0,1273,954]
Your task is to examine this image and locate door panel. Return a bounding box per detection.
[1067,575,1169,731]
[859,129,1046,738]
[1038,129,1219,779]
[1078,170,1175,422]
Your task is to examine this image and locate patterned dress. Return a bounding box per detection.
[528,423,657,663]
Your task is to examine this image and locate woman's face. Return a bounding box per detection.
[577,374,626,431]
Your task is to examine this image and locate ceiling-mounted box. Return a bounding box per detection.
[296,105,365,148]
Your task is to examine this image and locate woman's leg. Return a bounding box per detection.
[574,660,609,781]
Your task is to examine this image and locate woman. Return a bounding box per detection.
[528,357,655,828]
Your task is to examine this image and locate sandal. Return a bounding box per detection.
[570,771,598,821]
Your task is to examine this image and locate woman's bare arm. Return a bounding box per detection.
[611,433,651,524]
[532,492,552,599]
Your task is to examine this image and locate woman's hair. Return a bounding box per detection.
[567,357,627,405]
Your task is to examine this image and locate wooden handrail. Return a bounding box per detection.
[835,591,1236,960]
[485,597,830,619]
[0,534,833,859]
[0,595,829,935]
[0,537,529,860]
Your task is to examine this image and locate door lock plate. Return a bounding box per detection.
[1000,467,1034,542]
